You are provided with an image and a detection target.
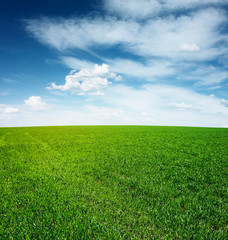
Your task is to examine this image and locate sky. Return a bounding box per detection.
[1,0,228,127]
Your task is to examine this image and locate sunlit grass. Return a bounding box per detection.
[0,126,227,239]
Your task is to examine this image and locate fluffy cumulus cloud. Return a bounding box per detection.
[47,64,121,95]
[24,96,47,110]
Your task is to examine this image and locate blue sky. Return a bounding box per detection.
[1,0,228,127]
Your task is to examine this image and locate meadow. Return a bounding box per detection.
[0,126,227,239]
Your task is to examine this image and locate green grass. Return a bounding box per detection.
[0,126,227,239]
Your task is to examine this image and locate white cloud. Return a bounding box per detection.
[107,58,175,79]
[47,64,121,95]
[69,69,76,75]
[61,57,94,70]
[22,0,228,91]
[104,0,227,19]
[18,1,228,128]
[208,85,221,90]
[142,112,154,122]
[182,65,228,86]
[61,57,175,79]
[85,106,127,121]
[0,104,20,122]
[201,71,228,85]
[2,84,228,127]
[4,107,19,113]
[24,96,47,110]
[24,8,227,62]
[180,43,200,52]
[88,91,106,96]
[142,112,154,117]
[103,84,228,119]
[221,99,228,107]
[60,56,228,87]
[24,16,137,51]
[2,78,17,83]
[104,0,161,19]
[169,102,194,111]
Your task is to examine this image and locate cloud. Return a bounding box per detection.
[2,84,228,127]
[24,16,136,51]
[2,78,17,83]
[142,112,154,122]
[142,112,154,117]
[221,99,228,107]
[24,96,47,110]
[107,58,175,79]
[104,0,227,19]
[23,6,228,92]
[24,8,228,62]
[181,65,228,86]
[208,85,221,90]
[180,43,200,52]
[4,107,19,113]
[19,1,228,129]
[103,0,161,19]
[60,56,228,87]
[169,102,194,111]
[47,64,121,95]
[103,84,228,119]
[61,57,175,80]
[0,104,20,122]
[61,57,94,70]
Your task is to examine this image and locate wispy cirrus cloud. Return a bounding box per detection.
[61,56,94,70]
[180,65,228,86]
[104,0,227,19]
[106,58,175,79]
[24,7,227,61]
[2,78,18,83]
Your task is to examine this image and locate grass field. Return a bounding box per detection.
[0,126,227,239]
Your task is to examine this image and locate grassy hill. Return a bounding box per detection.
[0,126,227,239]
